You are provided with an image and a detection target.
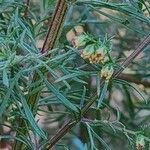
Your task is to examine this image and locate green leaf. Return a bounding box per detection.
[16,88,47,139]
[80,86,86,108]
[124,86,135,119]
[97,81,109,108]
[86,123,95,150]
[38,70,79,113]
[113,78,147,103]
[3,68,9,87]
[91,128,112,150]
[54,71,91,83]
[78,1,150,24]
[96,73,101,97]
[0,135,32,148]
[60,66,88,84]
[91,8,147,35]
[36,58,71,89]
[0,71,21,117]
[86,123,111,150]
[0,88,11,117]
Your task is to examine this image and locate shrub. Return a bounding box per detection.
[0,0,150,149]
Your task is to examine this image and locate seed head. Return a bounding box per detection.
[94,46,107,63]
[101,64,114,80]
[81,44,95,60]
[81,45,109,64]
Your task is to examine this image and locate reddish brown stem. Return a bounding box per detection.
[41,0,68,53]
[113,33,150,77]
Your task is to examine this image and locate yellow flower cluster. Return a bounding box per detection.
[100,65,114,80]
[81,45,107,64]
[71,33,114,80]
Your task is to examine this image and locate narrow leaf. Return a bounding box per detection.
[3,68,9,87]
[113,78,147,103]
[17,89,47,139]
[97,81,109,107]
[38,70,79,113]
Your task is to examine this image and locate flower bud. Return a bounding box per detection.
[101,64,114,80]
[94,46,107,63]
[72,34,89,48]
[81,44,95,60]
[89,54,98,64]
[101,56,109,64]
[136,134,145,150]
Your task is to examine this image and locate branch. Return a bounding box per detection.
[45,33,150,149]
[41,0,69,53]
[113,33,150,77]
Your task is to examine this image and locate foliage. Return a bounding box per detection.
[0,0,150,150]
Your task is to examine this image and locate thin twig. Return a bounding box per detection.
[113,33,150,77]
[45,33,150,150]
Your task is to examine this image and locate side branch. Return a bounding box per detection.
[113,33,150,77]
[45,33,150,150]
